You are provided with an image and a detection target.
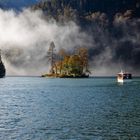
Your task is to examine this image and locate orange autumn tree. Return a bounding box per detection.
[77,48,89,73]
[44,42,90,77]
[60,47,89,76]
[68,55,83,76]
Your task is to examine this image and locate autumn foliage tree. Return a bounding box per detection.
[44,41,90,77]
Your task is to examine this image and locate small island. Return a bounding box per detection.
[42,42,90,78]
[0,50,6,78]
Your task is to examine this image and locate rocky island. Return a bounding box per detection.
[42,42,90,78]
[0,50,6,78]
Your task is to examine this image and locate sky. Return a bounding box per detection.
[0,0,40,9]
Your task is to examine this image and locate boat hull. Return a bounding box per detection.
[117,72,132,83]
[117,78,132,83]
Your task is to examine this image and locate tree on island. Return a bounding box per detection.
[42,42,90,77]
[47,41,56,74]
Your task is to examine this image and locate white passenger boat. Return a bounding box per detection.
[117,70,132,83]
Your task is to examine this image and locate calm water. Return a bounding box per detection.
[0,77,140,140]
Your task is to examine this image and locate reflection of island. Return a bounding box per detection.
[0,50,6,78]
[42,42,90,78]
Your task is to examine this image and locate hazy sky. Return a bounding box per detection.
[0,0,40,9]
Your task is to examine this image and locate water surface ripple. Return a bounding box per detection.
[0,77,140,140]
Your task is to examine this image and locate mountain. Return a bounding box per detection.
[32,0,140,20]
[0,0,139,19]
[32,0,140,73]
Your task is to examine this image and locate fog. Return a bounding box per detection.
[0,9,92,76]
[0,8,140,76]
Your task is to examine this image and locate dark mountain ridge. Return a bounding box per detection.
[32,0,140,20]
[32,0,140,72]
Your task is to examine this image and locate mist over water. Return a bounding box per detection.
[0,8,140,76]
[0,9,91,75]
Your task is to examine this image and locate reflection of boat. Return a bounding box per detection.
[117,70,132,83]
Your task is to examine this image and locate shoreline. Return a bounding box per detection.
[4,76,140,78]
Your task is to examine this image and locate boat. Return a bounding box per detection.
[117,70,132,83]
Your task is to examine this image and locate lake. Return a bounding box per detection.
[0,77,140,140]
